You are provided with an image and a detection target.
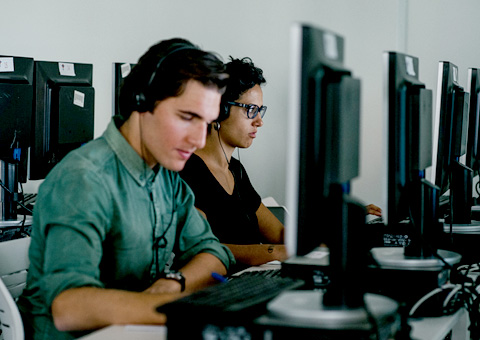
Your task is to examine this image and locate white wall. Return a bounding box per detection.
[2,0,480,212]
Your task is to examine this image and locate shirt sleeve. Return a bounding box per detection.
[34,169,110,308]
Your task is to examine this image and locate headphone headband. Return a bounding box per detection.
[135,44,199,113]
[146,44,199,88]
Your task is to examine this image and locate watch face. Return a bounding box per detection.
[166,272,182,280]
[164,271,185,291]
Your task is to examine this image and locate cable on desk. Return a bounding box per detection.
[0,180,32,238]
[449,263,480,339]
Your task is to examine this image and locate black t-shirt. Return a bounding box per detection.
[180,154,262,245]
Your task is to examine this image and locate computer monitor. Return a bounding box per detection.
[112,63,135,117]
[30,60,95,180]
[432,61,472,225]
[465,68,480,185]
[383,52,442,257]
[0,56,34,220]
[285,23,367,308]
[270,24,398,332]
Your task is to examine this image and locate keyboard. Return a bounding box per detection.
[366,217,384,225]
[230,268,282,279]
[157,275,304,317]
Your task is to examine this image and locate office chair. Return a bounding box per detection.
[0,278,24,340]
[0,237,31,299]
[262,196,289,225]
[0,237,30,340]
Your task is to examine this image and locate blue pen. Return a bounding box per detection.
[211,272,228,283]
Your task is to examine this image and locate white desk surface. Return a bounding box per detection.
[77,260,469,340]
[77,325,166,340]
[410,308,468,340]
[78,307,468,340]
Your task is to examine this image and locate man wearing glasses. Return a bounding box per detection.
[180,57,288,273]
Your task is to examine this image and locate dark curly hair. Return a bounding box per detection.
[216,57,266,123]
[117,38,228,126]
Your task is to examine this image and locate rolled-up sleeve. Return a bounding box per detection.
[34,170,110,308]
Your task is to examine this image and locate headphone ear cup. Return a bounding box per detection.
[218,103,229,122]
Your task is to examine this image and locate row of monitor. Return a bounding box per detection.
[282,22,480,313]
[285,23,480,261]
[0,57,94,181]
[0,57,94,219]
[2,26,479,254]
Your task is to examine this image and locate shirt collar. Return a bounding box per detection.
[103,120,157,186]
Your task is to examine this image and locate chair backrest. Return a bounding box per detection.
[0,278,24,340]
[267,206,289,225]
[0,237,31,299]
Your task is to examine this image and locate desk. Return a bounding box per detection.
[77,325,166,340]
[78,310,469,340]
[410,308,469,340]
[77,259,471,340]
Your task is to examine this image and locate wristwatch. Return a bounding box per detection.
[162,271,186,292]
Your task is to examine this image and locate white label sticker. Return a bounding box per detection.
[405,56,416,76]
[0,57,14,72]
[323,32,338,60]
[59,62,76,76]
[453,65,458,83]
[121,63,131,78]
[73,90,85,108]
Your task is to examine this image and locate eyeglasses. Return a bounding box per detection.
[227,101,267,119]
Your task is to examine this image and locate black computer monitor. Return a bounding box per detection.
[0,56,34,220]
[270,24,398,332]
[30,60,95,180]
[383,52,443,257]
[112,63,135,117]
[432,61,471,225]
[465,68,480,183]
[285,23,366,308]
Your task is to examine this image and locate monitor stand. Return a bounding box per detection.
[265,290,398,334]
[0,160,33,241]
[370,247,461,271]
[264,187,399,338]
[443,219,480,234]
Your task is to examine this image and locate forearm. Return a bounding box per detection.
[144,252,227,294]
[51,287,181,332]
[179,252,227,291]
[225,244,288,266]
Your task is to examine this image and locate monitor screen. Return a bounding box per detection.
[0,56,34,183]
[382,52,445,257]
[431,61,471,224]
[30,61,95,180]
[383,52,434,226]
[112,62,135,117]
[285,23,362,258]
[285,22,367,309]
[465,68,480,179]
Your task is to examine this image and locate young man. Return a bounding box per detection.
[17,38,235,339]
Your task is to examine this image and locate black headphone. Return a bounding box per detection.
[216,101,231,124]
[134,43,199,113]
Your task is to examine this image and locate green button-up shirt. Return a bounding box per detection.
[18,121,235,340]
